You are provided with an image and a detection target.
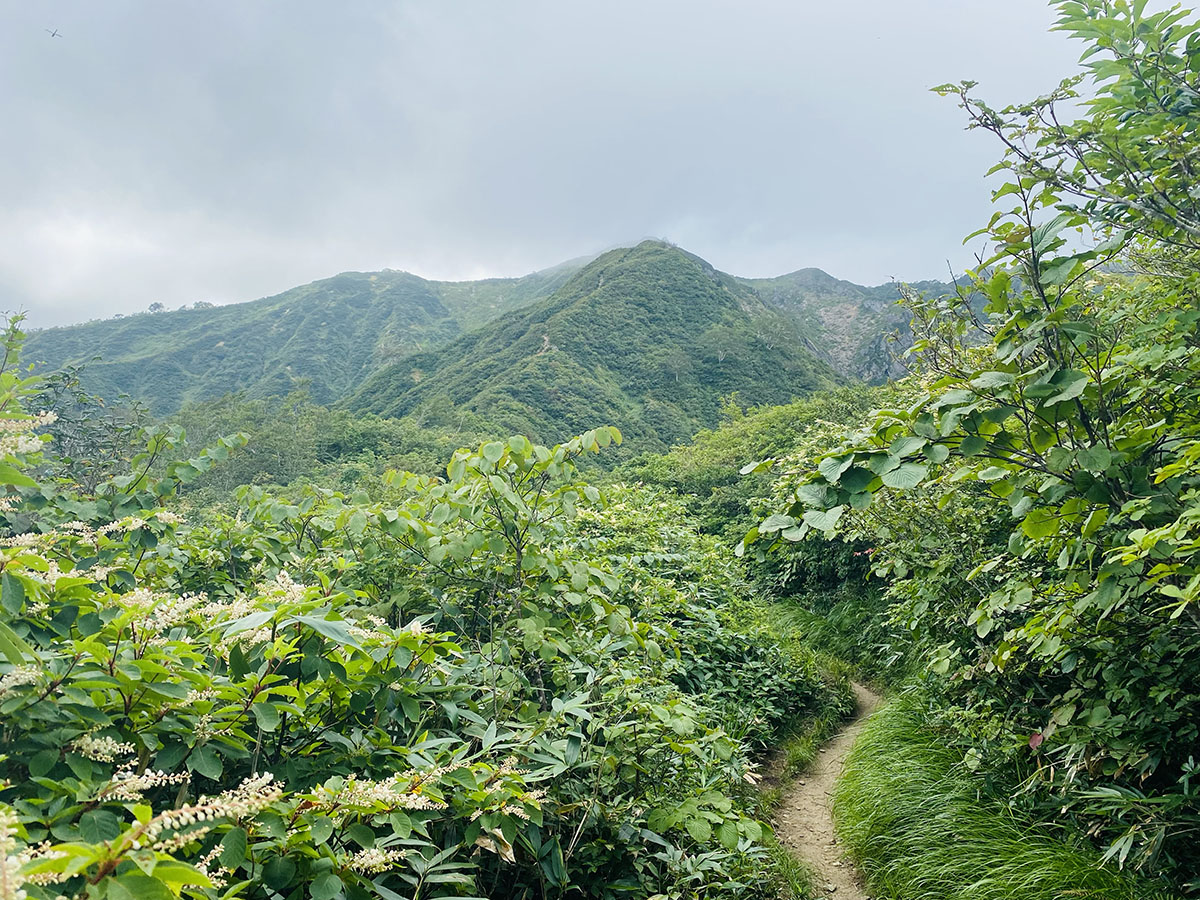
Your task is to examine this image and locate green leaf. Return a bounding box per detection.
[840,466,875,492]
[716,821,739,849]
[1053,703,1077,726]
[959,435,987,456]
[881,462,928,490]
[685,817,712,843]
[889,436,928,457]
[759,513,796,534]
[1076,445,1112,472]
[28,749,58,777]
[228,643,251,681]
[108,874,177,900]
[802,506,844,533]
[969,371,1015,389]
[310,872,343,900]
[739,458,773,475]
[0,622,34,665]
[817,455,853,483]
[309,816,334,844]
[0,464,36,488]
[482,441,505,464]
[263,856,296,890]
[252,702,281,732]
[924,443,950,464]
[219,827,248,868]
[79,809,122,843]
[296,615,361,648]
[1044,370,1089,405]
[1022,508,1060,540]
[1,573,25,615]
[190,744,223,779]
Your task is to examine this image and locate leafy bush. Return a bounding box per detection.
[751,0,1200,887]
[0,319,846,899]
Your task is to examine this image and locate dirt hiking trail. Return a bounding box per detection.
[776,682,881,900]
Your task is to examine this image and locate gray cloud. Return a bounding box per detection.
[4,1,1088,328]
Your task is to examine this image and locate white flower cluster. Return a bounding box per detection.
[0,806,26,900]
[98,517,147,536]
[348,615,392,644]
[0,667,38,698]
[153,511,185,526]
[267,570,307,604]
[97,764,190,803]
[196,593,254,622]
[70,733,136,763]
[184,687,217,705]
[0,498,17,514]
[401,618,429,636]
[0,809,65,899]
[24,560,63,588]
[316,765,466,814]
[0,412,55,462]
[75,565,114,584]
[116,589,207,638]
[56,522,94,539]
[193,844,230,890]
[0,534,43,549]
[11,842,68,888]
[343,847,408,874]
[134,773,282,851]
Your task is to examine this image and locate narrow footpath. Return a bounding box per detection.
[776,682,881,900]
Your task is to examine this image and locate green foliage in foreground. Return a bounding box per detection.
[0,321,848,900]
[747,0,1200,887]
[834,698,1176,900]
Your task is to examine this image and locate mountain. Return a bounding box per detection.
[25,243,956,429]
[740,270,956,382]
[23,262,586,413]
[346,242,841,452]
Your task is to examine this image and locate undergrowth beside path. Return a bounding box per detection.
[833,697,1180,900]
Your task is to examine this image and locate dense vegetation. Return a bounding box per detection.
[10,1,1200,898]
[23,265,585,414]
[26,245,951,429]
[0,324,855,900]
[738,0,1200,894]
[349,243,842,455]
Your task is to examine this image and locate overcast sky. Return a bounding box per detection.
[5,1,1088,329]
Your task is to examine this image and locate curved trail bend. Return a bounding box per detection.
[776,682,881,900]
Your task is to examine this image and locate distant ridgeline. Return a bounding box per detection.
[25,241,955,452]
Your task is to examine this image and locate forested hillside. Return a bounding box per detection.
[22,263,585,413]
[349,242,841,452]
[26,246,950,421]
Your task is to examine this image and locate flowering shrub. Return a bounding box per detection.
[0,317,844,899]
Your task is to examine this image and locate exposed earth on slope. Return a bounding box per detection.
[776,682,882,900]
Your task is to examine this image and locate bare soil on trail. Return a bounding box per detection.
[774,683,881,900]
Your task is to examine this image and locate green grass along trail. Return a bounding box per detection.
[778,683,882,900]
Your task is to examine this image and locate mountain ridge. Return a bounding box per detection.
[25,243,954,418]
[346,241,842,451]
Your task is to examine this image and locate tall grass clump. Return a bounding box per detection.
[833,697,1180,900]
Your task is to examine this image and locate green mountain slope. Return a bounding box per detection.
[347,241,842,452]
[741,270,956,382]
[24,264,584,413]
[25,242,954,421]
